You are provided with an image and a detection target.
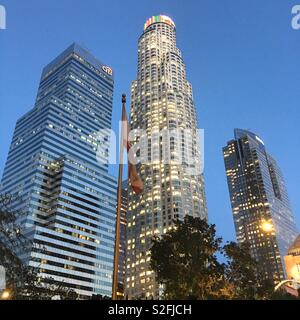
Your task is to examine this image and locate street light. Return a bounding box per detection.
[261,220,273,233]
[1,290,11,300]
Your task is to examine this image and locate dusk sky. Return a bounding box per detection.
[1,0,300,243]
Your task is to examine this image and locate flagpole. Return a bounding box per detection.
[112,94,126,300]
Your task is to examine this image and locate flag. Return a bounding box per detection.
[121,100,143,194]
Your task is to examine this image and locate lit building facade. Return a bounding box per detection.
[126,15,207,299]
[1,44,117,298]
[284,235,300,282]
[223,129,298,284]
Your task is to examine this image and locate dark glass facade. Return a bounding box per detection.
[223,129,298,283]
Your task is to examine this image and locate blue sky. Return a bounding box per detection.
[1,0,300,243]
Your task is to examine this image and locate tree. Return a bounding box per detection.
[150,216,299,300]
[223,242,300,300]
[0,193,78,300]
[150,216,225,300]
[223,242,266,299]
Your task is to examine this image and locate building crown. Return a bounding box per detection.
[144,15,175,30]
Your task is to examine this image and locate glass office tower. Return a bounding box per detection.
[126,15,208,299]
[223,129,298,284]
[1,43,117,298]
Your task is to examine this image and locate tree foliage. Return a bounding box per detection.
[150,216,298,300]
[150,216,225,299]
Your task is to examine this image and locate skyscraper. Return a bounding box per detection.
[1,44,117,298]
[223,129,298,284]
[126,15,207,299]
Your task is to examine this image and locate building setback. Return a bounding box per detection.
[1,43,117,298]
[223,129,298,284]
[126,15,208,299]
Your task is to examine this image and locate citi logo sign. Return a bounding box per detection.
[292,5,300,30]
[102,66,113,76]
[0,5,6,30]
